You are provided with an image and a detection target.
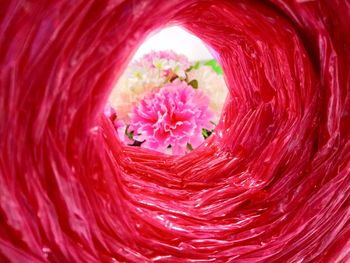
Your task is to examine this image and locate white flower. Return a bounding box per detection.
[187,65,228,122]
[152,58,167,70]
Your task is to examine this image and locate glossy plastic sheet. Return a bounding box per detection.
[1,0,350,262]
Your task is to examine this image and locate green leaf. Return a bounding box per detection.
[186,61,201,72]
[188,79,198,89]
[186,143,193,151]
[204,59,223,75]
[202,128,212,139]
[125,125,134,140]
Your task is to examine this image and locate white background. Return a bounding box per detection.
[133,26,213,61]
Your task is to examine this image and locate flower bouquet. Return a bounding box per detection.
[106,50,227,155]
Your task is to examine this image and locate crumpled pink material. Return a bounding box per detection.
[0,0,349,262]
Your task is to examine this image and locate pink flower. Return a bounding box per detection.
[104,105,133,144]
[109,50,192,123]
[130,81,213,155]
[135,50,190,79]
[140,50,190,69]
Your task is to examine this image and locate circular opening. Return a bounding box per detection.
[105,26,228,155]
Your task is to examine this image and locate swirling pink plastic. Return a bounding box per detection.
[0,0,349,262]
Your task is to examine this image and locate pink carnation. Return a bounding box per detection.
[130,81,213,155]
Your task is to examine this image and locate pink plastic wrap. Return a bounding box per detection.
[1,0,350,262]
